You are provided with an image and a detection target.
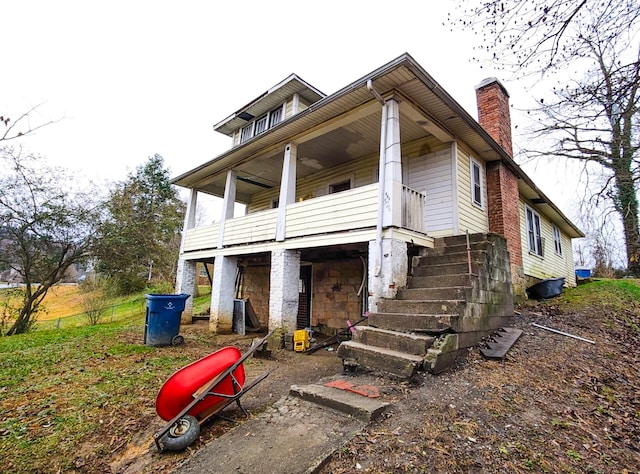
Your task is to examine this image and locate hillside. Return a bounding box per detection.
[1,280,639,473]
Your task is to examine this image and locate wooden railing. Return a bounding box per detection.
[182,182,427,253]
[402,185,426,233]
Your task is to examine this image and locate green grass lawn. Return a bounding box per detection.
[0,288,214,472]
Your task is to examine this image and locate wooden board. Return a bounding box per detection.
[480,328,523,359]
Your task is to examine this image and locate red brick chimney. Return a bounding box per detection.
[475,78,513,157]
[475,78,524,295]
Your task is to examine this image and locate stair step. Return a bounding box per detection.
[289,384,390,421]
[427,240,495,255]
[435,233,499,248]
[352,326,435,355]
[337,341,424,378]
[409,273,475,288]
[420,250,489,266]
[368,312,456,333]
[377,299,465,315]
[412,262,481,277]
[398,286,471,301]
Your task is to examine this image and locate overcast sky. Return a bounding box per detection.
[2,0,575,215]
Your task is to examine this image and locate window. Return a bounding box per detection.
[254,115,268,135]
[552,225,562,256]
[526,206,543,256]
[268,106,283,128]
[240,123,253,143]
[329,180,351,194]
[238,103,284,144]
[470,158,483,207]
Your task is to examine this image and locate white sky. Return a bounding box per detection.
[1,0,578,219]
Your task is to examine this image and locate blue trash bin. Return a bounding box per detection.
[144,294,190,347]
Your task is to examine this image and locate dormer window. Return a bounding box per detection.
[254,115,268,135]
[269,106,283,127]
[239,104,285,144]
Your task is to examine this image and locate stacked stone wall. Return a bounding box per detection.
[312,258,364,333]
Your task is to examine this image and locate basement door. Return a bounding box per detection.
[297,265,312,330]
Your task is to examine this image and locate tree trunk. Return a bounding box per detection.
[614,166,640,275]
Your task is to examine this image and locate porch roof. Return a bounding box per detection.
[172,53,583,239]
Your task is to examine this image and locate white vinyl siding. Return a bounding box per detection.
[406,148,454,236]
[520,199,576,286]
[456,148,488,234]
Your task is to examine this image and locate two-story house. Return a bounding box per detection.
[172,53,582,376]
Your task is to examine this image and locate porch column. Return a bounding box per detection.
[275,142,297,242]
[217,170,237,248]
[269,249,300,332]
[368,238,408,313]
[176,189,198,322]
[382,98,403,227]
[210,255,237,333]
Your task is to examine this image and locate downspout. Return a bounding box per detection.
[367,79,386,277]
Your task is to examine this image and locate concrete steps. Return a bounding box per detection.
[337,341,425,378]
[337,233,514,378]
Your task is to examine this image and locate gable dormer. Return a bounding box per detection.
[213,74,325,148]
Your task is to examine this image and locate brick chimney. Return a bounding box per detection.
[475,78,513,157]
[475,78,525,296]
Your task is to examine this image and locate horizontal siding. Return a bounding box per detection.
[406,147,454,235]
[183,223,220,252]
[520,199,576,285]
[285,184,377,238]
[223,209,278,246]
[248,153,379,213]
[457,148,488,234]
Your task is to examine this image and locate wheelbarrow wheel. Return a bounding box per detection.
[160,415,200,451]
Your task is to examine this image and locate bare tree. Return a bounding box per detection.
[1,103,60,142]
[452,1,640,273]
[0,149,100,335]
[451,0,640,76]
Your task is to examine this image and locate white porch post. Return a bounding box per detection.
[369,97,407,313]
[217,170,237,248]
[382,98,403,227]
[210,255,237,334]
[269,249,300,333]
[210,171,238,333]
[176,189,198,322]
[275,142,297,242]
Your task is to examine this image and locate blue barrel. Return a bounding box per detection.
[144,294,190,346]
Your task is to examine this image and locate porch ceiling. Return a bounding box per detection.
[173,54,512,200]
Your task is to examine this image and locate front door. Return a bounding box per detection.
[297,265,312,329]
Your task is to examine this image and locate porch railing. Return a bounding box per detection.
[402,185,426,233]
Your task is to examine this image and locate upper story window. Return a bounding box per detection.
[470,157,483,208]
[552,225,562,256]
[526,205,543,257]
[239,104,285,144]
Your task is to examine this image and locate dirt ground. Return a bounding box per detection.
[108,301,640,474]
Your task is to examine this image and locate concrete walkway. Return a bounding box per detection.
[176,384,389,474]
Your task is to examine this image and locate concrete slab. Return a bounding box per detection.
[289,383,390,421]
[175,394,368,474]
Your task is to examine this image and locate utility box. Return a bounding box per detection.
[144,294,190,347]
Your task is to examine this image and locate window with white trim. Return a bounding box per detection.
[470,158,483,207]
[525,206,543,256]
[552,225,562,256]
[254,115,268,135]
[240,123,254,143]
[239,104,285,144]
[268,106,283,127]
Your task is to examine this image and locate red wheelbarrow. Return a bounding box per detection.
[153,331,275,452]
